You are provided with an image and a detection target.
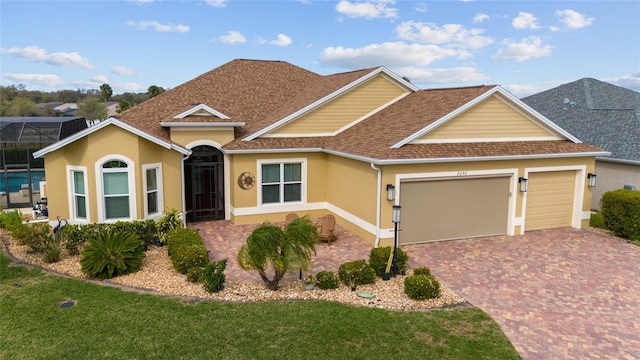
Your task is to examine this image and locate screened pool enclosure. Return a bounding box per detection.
[1,117,87,209]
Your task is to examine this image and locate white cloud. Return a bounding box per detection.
[219,30,246,44]
[555,9,594,29]
[415,3,428,13]
[269,34,292,47]
[512,12,539,30]
[3,73,64,88]
[604,73,640,91]
[92,75,109,84]
[398,66,488,85]
[335,0,398,19]
[205,0,227,7]
[320,42,460,69]
[112,66,136,76]
[473,13,489,23]
[502,84,542,97]
[492,36,552,62]
[126,20,190,33]
[0,46,95,70]
[395,21,493,49]
[120,83,146,93]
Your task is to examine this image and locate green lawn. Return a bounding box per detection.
[0,252,520,359]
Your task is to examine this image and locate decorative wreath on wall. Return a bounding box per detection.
[237,172,256,190]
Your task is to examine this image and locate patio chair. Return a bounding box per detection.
[316,214,337,245]
[283,212,299,228]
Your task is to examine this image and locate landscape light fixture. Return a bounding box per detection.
[588,173,597,187]
[391,205,401,276]
[519,177,528,192]
[386,184,395,201]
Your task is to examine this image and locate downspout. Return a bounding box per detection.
[180,153,191,228]
[370,162,381,248]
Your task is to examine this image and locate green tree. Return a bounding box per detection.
[117,99,132,113]
[76,96,107,121]
[237,217,317,290]
[7,96,38,116]
[100,83,113,103]
[148,85,165,98]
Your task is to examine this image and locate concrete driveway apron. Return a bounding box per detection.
[403,228,640,360]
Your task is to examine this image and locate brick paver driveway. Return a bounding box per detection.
[404,228,640,360]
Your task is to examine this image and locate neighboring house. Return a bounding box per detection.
[53,103,78,116]
[522,78,639,210]
[33,59,606,247]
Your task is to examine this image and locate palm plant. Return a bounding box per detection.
[237,216,317,290]
[80,231,146,279]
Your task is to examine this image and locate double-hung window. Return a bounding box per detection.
[260,161,304,205]
[67,166,88,221]
[143,163,163,218]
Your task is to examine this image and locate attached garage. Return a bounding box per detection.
[524,170,576,231]
[399,176,511,244]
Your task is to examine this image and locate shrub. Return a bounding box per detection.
[589,213,606,229]
[80,231,146,279]
[43,240,62,263]
[0,210,23,232]
[63,224,95,255]
[186,267,204,283]
[404,274,440,300]
[412,267,432,277]
[315,270,339,290]
[602,189,640,240]
[368,246,409,276]
[22,222,52,254]
[338,260,376,286]
[203,259,227,293]
[158,208,183,243]
[166,228,209,274]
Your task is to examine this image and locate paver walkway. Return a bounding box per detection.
[404,228,640,360]
[192,220,640,359]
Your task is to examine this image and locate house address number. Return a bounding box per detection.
[457,171,467,176]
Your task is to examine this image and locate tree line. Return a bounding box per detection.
[0,83,166,120]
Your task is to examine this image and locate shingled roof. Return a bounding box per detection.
[522,78,640,164]
[117,59,604,163]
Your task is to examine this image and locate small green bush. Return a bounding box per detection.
[368,246,409,276]
[186,267,204,283]
[203,259,227,293]
[602,189,640,240]
[80,231,146,279]
[166,228,208,274]
[43,241,62,263]
[0,210,23,232]
[315,270,339,290]
[404,274,440,300]
[589,213,606,229]
[22,222,52,254]
[338,260,376,286]
[158,208,183,243]
[412,267,432,277]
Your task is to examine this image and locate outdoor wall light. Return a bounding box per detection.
[518,177,528,192]
[386,184,395,201]
[588,173,597,187]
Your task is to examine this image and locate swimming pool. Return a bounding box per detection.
[0,170,45,193]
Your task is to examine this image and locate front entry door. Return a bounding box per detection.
[185,146,224,222]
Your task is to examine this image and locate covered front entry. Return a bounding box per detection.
[185,145,225,222]
[399,176,510,244]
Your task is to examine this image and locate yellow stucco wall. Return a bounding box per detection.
[169,128,235,148]
[419,95,556,141]
[269,74,407,135]
[43,124,183,223]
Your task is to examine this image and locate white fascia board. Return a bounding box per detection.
[391,86,582,149]
[33,117,190,158]
[373,151,611,165]
[173,103,230,119]
[160,121,245,128]
[242,67,418,141]
[223,148,324,155]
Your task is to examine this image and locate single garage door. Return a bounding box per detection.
[525,171,575,231]
[399,176,510,244]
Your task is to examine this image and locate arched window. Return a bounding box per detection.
[96,156,135,221]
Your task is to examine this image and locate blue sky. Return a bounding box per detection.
[1,0,639,97]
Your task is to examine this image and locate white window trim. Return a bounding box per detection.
[257,158,307,206]
[66,165,90,223]
[95,154,137,222]
[142,162,164,219]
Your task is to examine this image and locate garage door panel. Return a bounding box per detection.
[525,171,575,231]
[400,177,510,244]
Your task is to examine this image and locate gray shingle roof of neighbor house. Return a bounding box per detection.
[522,78,640,164]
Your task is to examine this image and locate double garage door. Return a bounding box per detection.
[398,171,576,245]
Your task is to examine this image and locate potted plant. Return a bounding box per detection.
[303,274,316,290]
[382,251,393,281]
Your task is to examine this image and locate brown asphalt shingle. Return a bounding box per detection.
[118,58,604,161]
